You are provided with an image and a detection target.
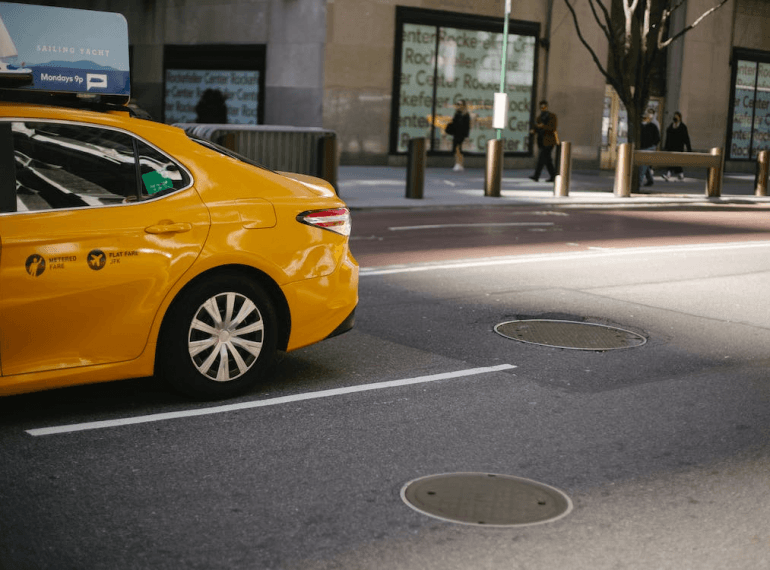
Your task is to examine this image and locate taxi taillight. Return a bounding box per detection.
[296,208,351,237]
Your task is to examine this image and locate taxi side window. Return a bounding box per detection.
[11,121,139,212]
[136,141,190,198]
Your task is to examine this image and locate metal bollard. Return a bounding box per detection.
[755,150,769,196]
[554,141,571,197]
[317,134,338,193]
[221,132,237,152]
[706,147,723,198]
[406,137,427,199]
[485,138,502,197]
[614,143,633,197]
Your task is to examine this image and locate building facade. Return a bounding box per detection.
[25,0,770,171]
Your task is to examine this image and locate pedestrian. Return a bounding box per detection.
[639,108,660,187]
[646,107,660,178]
[529,100,558,182]
[195,88,228,123]
[446,100,471,171]
[661,112,692,181]
[647,107,660,130]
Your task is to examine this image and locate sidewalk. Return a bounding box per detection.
[337,166,770,209]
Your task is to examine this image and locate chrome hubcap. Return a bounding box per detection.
[188,292,264,382]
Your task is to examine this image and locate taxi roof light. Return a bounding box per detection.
[0,2,130,103]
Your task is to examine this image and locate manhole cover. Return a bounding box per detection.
[401,473,572,527]
[494,319,646,350]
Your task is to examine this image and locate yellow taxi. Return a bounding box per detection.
[0,100,358,399]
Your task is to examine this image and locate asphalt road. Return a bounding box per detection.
[349,205,770,266]
[1,206,769,569]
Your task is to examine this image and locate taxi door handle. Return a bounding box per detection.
[145,222,192,234]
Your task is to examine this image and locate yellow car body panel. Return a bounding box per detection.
[281,252,360,351]
[0,102,358,396]
[0,188,211,376]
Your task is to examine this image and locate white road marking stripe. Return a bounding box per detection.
[389,222,554,231]
[360,241,770,276]
[25,364,517,437]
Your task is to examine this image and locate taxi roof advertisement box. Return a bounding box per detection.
[0,2,130,100]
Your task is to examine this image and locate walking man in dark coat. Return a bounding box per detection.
[529,100,558,182]
[661,112,692,181]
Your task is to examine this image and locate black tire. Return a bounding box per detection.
[158,272,278,399]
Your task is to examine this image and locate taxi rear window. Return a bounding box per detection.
[189,135,272,172]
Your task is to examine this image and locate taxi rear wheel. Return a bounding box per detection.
[158,274,278,399]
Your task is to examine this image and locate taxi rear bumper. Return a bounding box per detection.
[282,250,359,351]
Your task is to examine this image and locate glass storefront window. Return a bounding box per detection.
[165,69,260,125]
[397,23,437,151]
[731,60,756,159]
[601,95,612,149]
[729,54,770,160]
[393,9,537,155]
[163,45,265,125]
[434,28,535,154]
[755,63,770,156]
[616,103,629,145]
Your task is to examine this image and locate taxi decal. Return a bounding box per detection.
[25,254,45,276]
[86,249,140,270]
[107,250,139,265]
[48,255,76,270]
[26,254,79,276]
[87,249,106,271]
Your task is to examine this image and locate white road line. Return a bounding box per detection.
[360,240,770,277]
[389,222,554,231]
[25,364,517,437]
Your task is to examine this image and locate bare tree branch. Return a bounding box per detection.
[622,0,640,53]
[668,0,687,14]
[641,0,652,63]
[562,0,614,85]
[657,6,669,49]
[561,0,730,189]
[660,0,729,48]
[592,0,613,27]
[586,0,611,42]
[658,0,688,34]
[643,0,652,39]
[658,0,679,38]
[643,0,661,73]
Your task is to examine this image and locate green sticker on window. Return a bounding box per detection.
[142,171,173,195]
